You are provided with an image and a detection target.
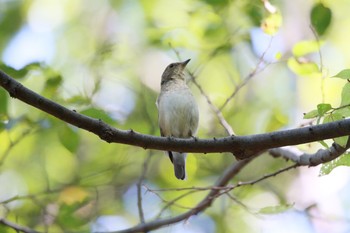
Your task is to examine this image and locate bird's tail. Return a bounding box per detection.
[169,152,187,180]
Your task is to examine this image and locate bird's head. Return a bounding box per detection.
[161,59,190,85]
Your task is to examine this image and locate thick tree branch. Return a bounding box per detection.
[1,70,350,159]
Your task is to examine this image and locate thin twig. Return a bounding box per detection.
[156,190,199,218]
[136,153,153,226]
[310,25,326,102]
[188,71,235,135]
[219,36,273,111]
[144,186,196,213]
[224,192,258,216]
[236,164,298,187]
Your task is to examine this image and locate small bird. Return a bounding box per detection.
[156,59,199,180]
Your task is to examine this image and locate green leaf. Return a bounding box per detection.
[287,58,321,78]
[261,12,282,35]
[303,109,319,119]
[320,153,350,176]
[58,125,80,153]
[57,202,88,228]
[65,95,91,105]
[323,113,348,148]
[311,3,332,36]
[0,62,41,79]
[245,1,263,26]
[318,140,329,149]
[80,107,115,125]
[340,83,350,106]
[0,63,28,78]
[332,69,350,80]
[323,113,344,124]
[292,40,323,57]
[45,74,62,88]
[258,203,293,214]
[317,103,332,116]
[333,106,350,119]
[43,73,63,98]
[0,89,8,116]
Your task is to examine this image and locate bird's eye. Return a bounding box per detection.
[169,64,174,68]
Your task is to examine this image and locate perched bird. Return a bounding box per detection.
[156,59,199,180]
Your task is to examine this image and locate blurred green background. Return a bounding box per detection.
[1,0,350,232]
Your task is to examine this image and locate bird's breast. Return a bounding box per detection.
[158,88,199,138]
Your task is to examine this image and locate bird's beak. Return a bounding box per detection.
[180,59,191,68]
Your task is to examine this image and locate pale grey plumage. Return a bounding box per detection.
[156,59,199,180]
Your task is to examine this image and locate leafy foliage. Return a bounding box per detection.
[0,0,350,232]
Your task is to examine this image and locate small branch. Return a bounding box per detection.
[0,218,40,233]
[310,24,326,103]
[310,25,323,74]
[224,193,257,215]
[237,164,298,186]
[155,190,199,218]
[136,153,152,226]
[269,140,350,166]
[188,70,235,135]
[219,36,273,111]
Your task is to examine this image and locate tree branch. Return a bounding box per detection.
[111,157,254,233]
[188,70,235,135]
[269,140,350,166]
[1,70,350,159]
[0,218,39,233]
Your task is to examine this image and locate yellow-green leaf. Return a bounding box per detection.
[332,69,350,80]
[258,203,293,214]
[292,40,323,57]
[317,103,332,116]
[303,109,319,119]
[261,12,282,35]
[287,58,320,78]
[340,83,350,106]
